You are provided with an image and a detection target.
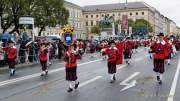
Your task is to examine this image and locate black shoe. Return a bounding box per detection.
[45,71,48,75]
[110,80,114,83]
[10,73,13,77]
[168,63,170,65]
[157,76,160,81]
[74,82,80,89]
[41,73,44,76]
[13,70,15,75]
[113,75,116,81]
[159,80,162,85]
[67,88,73,92]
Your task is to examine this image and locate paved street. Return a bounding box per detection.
[0,48,180,101]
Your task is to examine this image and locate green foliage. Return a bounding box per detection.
[91,26,100,35]
[0,0,69,35]
[128,19,153,35]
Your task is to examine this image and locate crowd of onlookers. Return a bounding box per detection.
[1,36,180,68]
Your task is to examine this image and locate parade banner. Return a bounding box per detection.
[122,15,128,32]
[62,25,74,46]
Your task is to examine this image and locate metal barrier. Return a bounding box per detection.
[0,47,59,67]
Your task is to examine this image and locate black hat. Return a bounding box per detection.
[126,36,131,40]
[157,33,164,37]
[108,40,115,45]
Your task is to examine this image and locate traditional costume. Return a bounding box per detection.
[151,33,167,84]
[39,44,48,76]
[102,41,119,83]
[1,40,17,76]
[64,46,81,92]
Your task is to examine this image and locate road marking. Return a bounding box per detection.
[117,64,127,70]
[167,59,180,101]
[0,59,102,87]
[120,72,140,92]
[79,76,102,88]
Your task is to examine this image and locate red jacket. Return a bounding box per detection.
[103,47,119,63]
[3,46,17,60]
[64,51,81,68]
[151,41,167,59]
[78,43,84,49]
[124,41,133,50]
[116,42,124,64]
[165,42,173,55]
[39,47,48,61]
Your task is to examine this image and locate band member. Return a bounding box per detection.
[124,37,133,65]
[165,38,173,65]
[0,40,17,76]
[151,33,167,84]
[64,45,81,92]
[102,40,119,83]
[39,43,48,76]
[116,40,124,65]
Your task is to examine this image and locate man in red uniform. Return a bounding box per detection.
[64,45,81,92]
[124,37,133,65]
[116,40,124,65]
[39,43,48,76]
[0,40,17,76]
[151,33,167,84]
[102,40,119,83]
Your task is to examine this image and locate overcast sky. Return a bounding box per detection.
[66,0,180,27]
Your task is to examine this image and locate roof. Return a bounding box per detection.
[83,2,153,12]
[64,1,82,9]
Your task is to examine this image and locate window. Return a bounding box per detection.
[107,14,109,16]
[130,13,132,16]
[91,21,93,26]
[91,15,93,18]
[86,21,88,26]
[136,12,138,15]
[96,21,99,25]
[112,14,115,16]
[96,15,99,18]
[102,14,104,17]
[118,13,121,16]
[86,15,88,18]
[142,12,144,15]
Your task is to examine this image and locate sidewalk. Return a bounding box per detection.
[0,59,61,72]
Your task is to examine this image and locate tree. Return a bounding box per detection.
[32,0,69,36]
[91,26,100,35]
[135,19,153,33]
[0,0,69,35]
[127,19,153,36]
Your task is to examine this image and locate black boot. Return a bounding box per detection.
[74,82,80,89]
[67,88,73,92]
[113,75,116,81]
[159,80,162,85]
[157,76,160,81]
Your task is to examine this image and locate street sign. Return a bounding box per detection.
[19,17,34,25]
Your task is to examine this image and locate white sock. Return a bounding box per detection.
[11,69,14,73]
[168,59,170,64]
[110,74,114,80]
[68,81,73,88]
[160,74,163,81]
[156,72,160,77]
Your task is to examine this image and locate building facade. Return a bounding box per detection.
[82,2,178,36]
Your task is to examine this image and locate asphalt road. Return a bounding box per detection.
[0,48,180,101]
